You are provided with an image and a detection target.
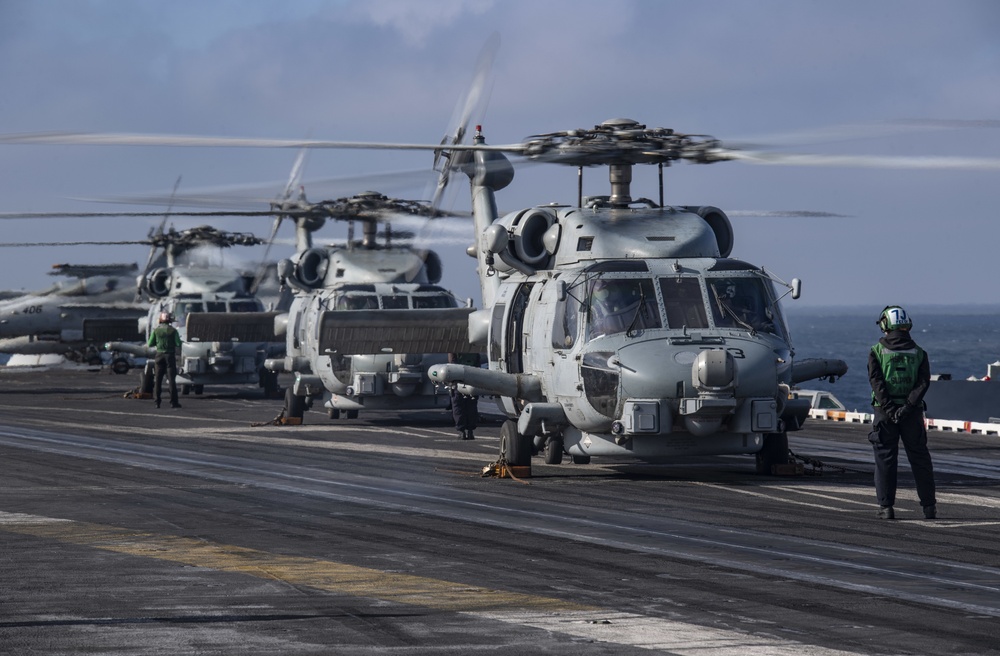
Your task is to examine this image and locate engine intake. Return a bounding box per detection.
[294,248,329,288]
[683,205,733,258]
[510,209,556,267]
[145,268,173,298]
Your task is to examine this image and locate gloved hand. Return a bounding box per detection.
[883,403,901,423]
[895,403,915,422]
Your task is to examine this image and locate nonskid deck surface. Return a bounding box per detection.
[2,368,1000,655]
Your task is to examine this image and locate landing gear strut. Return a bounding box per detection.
[755,431,790,475]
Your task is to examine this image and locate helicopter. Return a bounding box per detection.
[419,119,855,471]
[156,186,476,421]
[272,191,478,421]
[7,116,996,472]
[0,262,146,366]
[98,223,288,398]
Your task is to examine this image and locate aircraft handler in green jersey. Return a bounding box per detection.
[867,305,936,520]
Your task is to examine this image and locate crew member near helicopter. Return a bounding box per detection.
[148,311,183,409]
[867,305,936,520]
[448,351,482,440]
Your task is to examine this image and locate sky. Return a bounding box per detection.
[0,0,998,309]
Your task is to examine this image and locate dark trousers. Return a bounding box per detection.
[869,407,936,508]
[154,352,179,406]
[450,388,479,433]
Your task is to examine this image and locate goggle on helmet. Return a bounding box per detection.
[877,305,912,332]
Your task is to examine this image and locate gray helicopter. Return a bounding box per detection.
[0,262,146,366]
[98,224,287,397]
[162,185,473,420]
[418,120,850,472]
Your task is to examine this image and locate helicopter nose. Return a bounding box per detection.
[681,349,739,436]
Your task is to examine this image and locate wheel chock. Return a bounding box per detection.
[482,458,531,480]
[771,462,805,476]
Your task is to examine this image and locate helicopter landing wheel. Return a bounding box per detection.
[193,385,204,395]
[284,387,306,421]
[181,384,191,396]
[755,431,790,475]
[328,407,340,420]
[346,409,359,420]
[544,437,564,465]
[500,419,532,467]
[261,371,279,398]
[139,363,155,395]
[571,454,591,465]
[110,357,130,375]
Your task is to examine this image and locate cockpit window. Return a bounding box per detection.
[413,294,458,309]
[172,301,204,327]
[587,278,661,338]
[229,300,262,312]
[336,294,379,310]
[658,278,709,329]
[206,301,226,313]
[707,276,785,337]
[381,295,409,309]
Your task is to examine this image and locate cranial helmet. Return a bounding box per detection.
[877,305,912,332]
[159,311,174,324]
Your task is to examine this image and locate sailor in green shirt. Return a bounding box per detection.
[147,311,183,409]
[867,305,936,520]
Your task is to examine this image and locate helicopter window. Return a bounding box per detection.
[577,237,594,251]
[581,351,618,419]
[173,301,204,327]
[587,278,661,339]
[381,295,409,309]
[552,288,581,349]
[413,294,458,309]
[489,303,505,363]
[658,278,709,329]
[229,300,263,312]
[206,301,226,313]
[707,277,780,335]
[337,294,379,310]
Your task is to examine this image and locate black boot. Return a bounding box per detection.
[464,430,475,440]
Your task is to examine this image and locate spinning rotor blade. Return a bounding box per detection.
[717,149,1000,170]
[77,169,438,213]
[726,210,851,218]
[249,148,309,295]
[430,32,499,211]
[0,131,524,153]
[0,240,151,247]
[136,175,181,300]
[0,210,277,219]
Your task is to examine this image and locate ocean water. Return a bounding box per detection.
[784,305,1000,412]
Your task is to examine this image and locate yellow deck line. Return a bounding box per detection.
[0,511,589,613]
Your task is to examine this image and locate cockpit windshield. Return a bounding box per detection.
[336,290,459,310]
[336,294,379,310]
[587,278,661,338]
[171,298,264,326]
[707,276,786,338]
[413,293,458,309]
[172,301,204,327]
